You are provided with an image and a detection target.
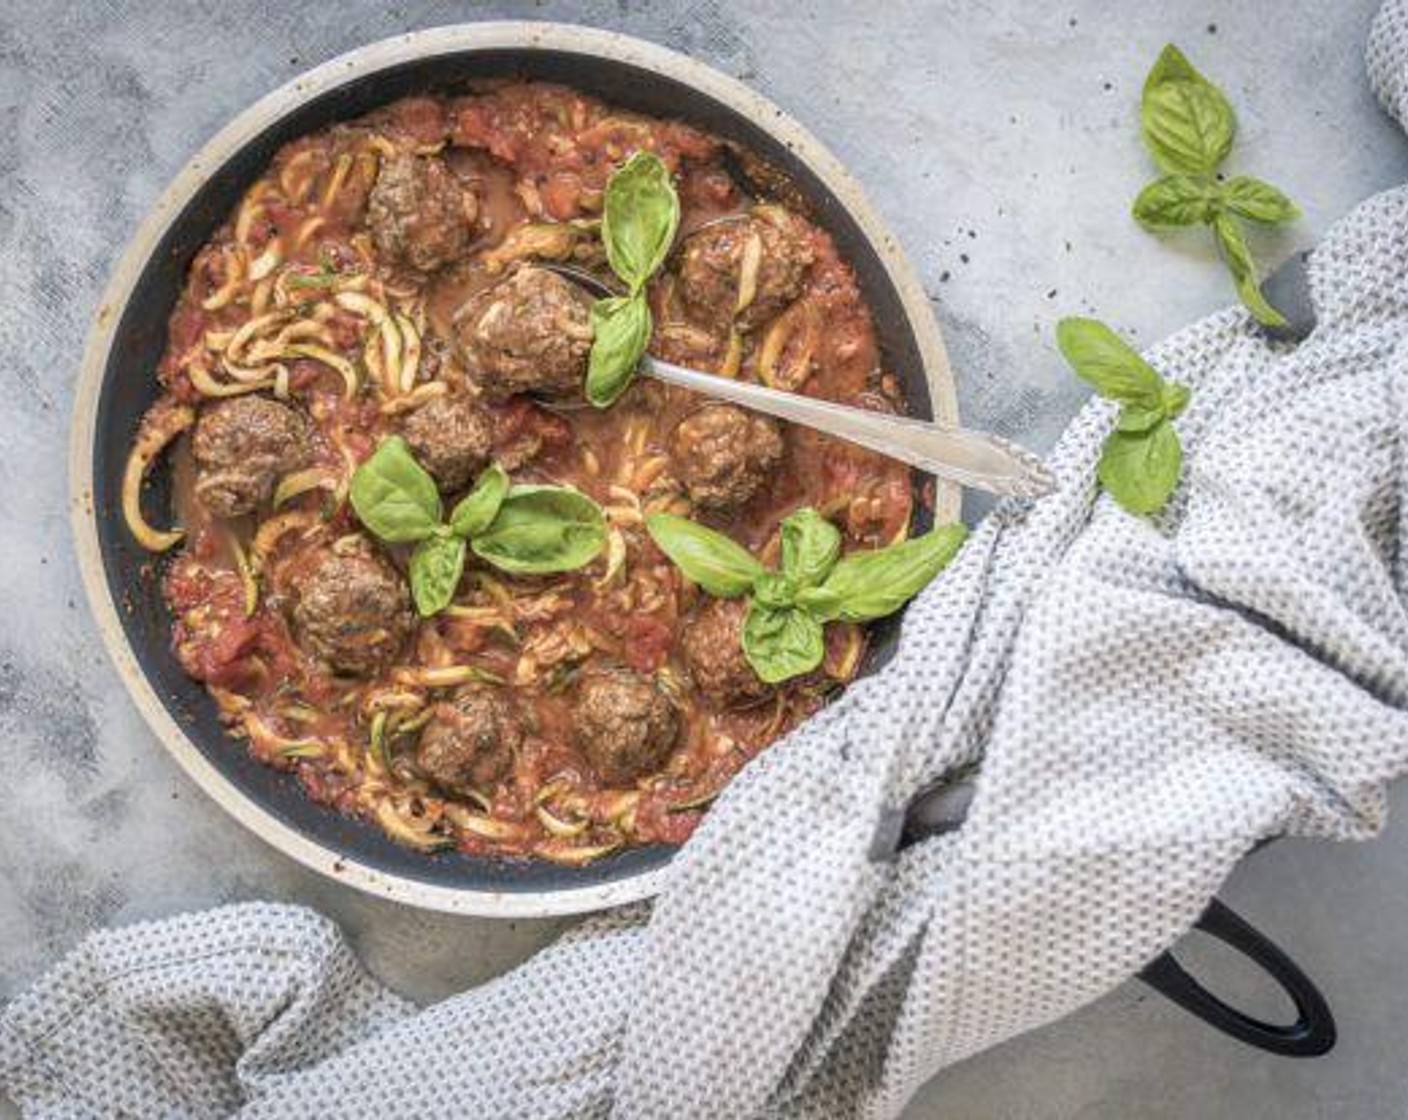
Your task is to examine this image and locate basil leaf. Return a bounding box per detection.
[1141,45,1235,175]
[1211,212,1288,328]
[1116,404,1165,433]
[470,484,607,575]
[1097,418,1183,515]
[586,294,651,408]
[806,523,968,623]
[349,436,443,543]
[1220,176,1300,225]
[645,513,764,598]
[409,531,466,617]
[601,150,680,292]
[1132,174,1220,228]
[741,602,825,684]
[1117,381,1190,433]
[753,570,800,609]
[779,508,842,588]
[1161,382,1191,420]
[1055,317,1163,408]
[449,462,509,538]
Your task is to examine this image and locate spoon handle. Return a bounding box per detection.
[641,356,1057,499]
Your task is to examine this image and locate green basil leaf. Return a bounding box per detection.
[1211,212,1288,328]
[409,531,466,617]
[806,523,969,623]
[470,484,607,575]
[644,513,764,598]
[585,294,651,408]
[1117,382,1189,433]
[349,436,443,543]
[601,151,680,292]
[449,462,509,538]
[1116,404,1165,433]
[753,571,800,609]
[1143,39,1204,85]
[1161,382,1191,420]
[1131,174,1220,228]
[1220,176,1301,225]
[1097,418,1183,515]
[741,602,825,684]
[1055,317,1164,409]
[1141,44,1235,175]
[779,508,842,588]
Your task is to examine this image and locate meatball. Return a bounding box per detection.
[670,404,784,511]
[678,210,813,331]
[574,671,679,786]
[292,537,413,675]
[416,686,522,795]
[680,598,772,707]
[192,396,309,518]
[401,395,494,491]
[453,265,593,400]
[367,153,477,272]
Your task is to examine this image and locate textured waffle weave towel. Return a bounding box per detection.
[9,6,1408,1118]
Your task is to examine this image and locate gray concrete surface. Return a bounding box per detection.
[2,1,1407,1116]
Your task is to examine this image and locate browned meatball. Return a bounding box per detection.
[680,598,772,707]
[401,395,494,491]
[574,671,679,786]
[416,686,522,795]
[292,537,413,675]
[367,153,477,272]
[192,396,309,518]
[670,404,784,511]
[453,266,593,400]
[678,210,813,332]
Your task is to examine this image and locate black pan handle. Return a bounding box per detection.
[1138,898,1336,1057]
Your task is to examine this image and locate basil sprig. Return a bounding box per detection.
[350,437,607,616]
[1057,317,1191,515]
[1133,44,1300,327]
[585,151,680,407]
[647,508,967,684]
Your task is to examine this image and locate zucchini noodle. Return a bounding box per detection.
[758,299,819,390]
[536,803,589,839]
[734,229,763,315]
[200,246,246,311]
[319,152,353,212]
[247,237,284,282]
[187,357,273,398]
[225,531,259,616]
[249,510,320,572]
[283,343,359,399]
[717,327,743,378]
[245,711,323,758]
[271,467,338,508]
[394,312,421,393]
[391,664,505,689]
[442,805,524,842]
[375,799,453,851]
[278,148,321,204]
[121,402,194,552]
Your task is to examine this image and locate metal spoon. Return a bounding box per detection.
[544,264,1056,499]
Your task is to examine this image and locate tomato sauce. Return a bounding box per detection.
[133,83,913,864]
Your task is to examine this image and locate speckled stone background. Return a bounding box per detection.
[3,2,1408,1116]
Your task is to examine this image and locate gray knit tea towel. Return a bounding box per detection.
[8,4,1408,1118]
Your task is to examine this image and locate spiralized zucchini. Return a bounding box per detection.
[122,401,194,552]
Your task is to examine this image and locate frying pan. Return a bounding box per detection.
[68,23,1333,1056]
